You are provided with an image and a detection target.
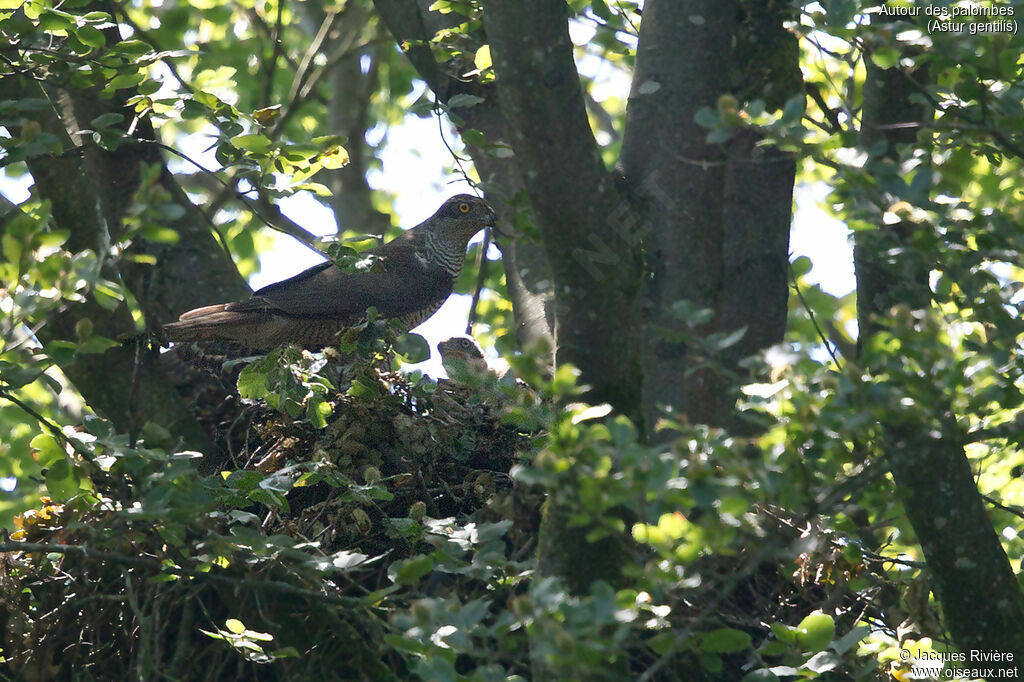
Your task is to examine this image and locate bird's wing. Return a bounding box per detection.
[228,244,453,319]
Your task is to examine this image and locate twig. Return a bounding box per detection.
[805,81,844,134]
[112,11,196,97]
[787,262,842,369]
[434,99,475,186]
[894,68,1024,160]
[982,493,1024,521]
[0,541,362,607]
[125,139,324,251]
[269,37,386,140]
[262,0,286,108]
[636,553,767,681]
[283,10,344,121]
[0,388,98,465]
[128,337,144,447]
[245,7,300,71]
[612,0,640,36]
[862,550,927,569]
[582,8,638,38]
[962,423,1021,444]
[465,227,491,335]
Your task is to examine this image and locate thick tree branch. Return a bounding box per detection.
[322,25,391,242]
[0,78,219,451]
[621,0,736,429]
[621,0,796,433]
[481,0,643,420]
[855,47,1024,658]
[480,0,612,238]
[371,0,445,94]
[371,0,558,360]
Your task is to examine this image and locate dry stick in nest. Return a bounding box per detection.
[0,541,361,607]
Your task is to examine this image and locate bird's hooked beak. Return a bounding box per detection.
[485,204,498,228]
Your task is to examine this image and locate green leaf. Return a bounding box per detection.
[591,0,612,20]
[701,628,752,654]
[393,332,429,363]
[0,365,42,389]
[795,611,834,653]
[699,653,723,673]
[113,40,153,55]
[758,641,787,657]
[318,145,348,169]
[2,234,23,273]
[706,127,735,145]
[38,9,74,30]
[226,470,264,492]
[293,182,331,197]
[347,377,382,399]
[139,224,180,244]
[93,281,125,310]
[473,45,491,71]
[253,105,282,126]
[249,488,289,511]
[448,94,485,109]
[231,133,272,154]
[225,619,246,634]
[75,24,106,48]
[780,94,806,124]
[91,112,125,129]
[140,421,173,447]
[870,47,900,69]
[238,363,268,400]
[428,1,454,13]
[830,625,869,655]
[694,107,719,129]
[741,671,780,682]
[45,458,78,500]
[388,555,434,585]
[44,340,78,365]
[107,71,146,91]
[30,433,65,467]
[306,398,332,429]
[770,622,797,644]
[414,656,457,682]
[77,335,118,354]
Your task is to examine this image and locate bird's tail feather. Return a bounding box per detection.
[162,304,268,341]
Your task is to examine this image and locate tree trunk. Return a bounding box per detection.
[856,56,1024,658]
[0,75,249,450]
[480,0,644,423]
[621,0,796,431]
[372,0,562,366]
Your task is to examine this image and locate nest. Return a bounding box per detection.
[1,347,543,680]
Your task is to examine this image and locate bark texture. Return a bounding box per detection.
[480,0,644,422]
[856,57,1024,658]
[1,75,249,450]
[621,0,796,430]
[373,0,560,364]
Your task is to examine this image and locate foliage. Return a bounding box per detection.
[3,0,1024,679]
[2,327,893,680]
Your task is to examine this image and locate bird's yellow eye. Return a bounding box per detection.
[458,202,470,214]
